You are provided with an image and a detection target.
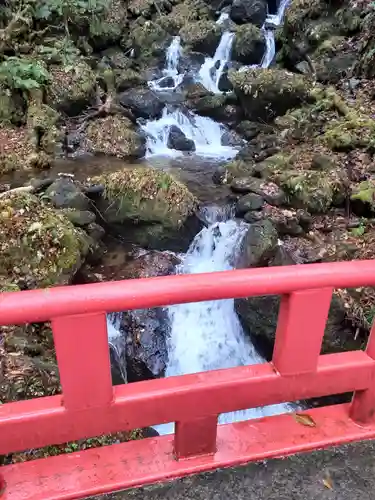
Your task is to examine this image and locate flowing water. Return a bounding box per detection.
[108,0,293,434]
[155,212,293,435]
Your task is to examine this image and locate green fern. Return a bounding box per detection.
[0,58,50,91]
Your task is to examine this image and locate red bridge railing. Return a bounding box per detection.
[1,261,375,499]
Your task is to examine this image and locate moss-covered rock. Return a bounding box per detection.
[323,111,375,152]
[88,0,127,49]
[0,88,25,125]
[26,100,62,156]
[351,180,375,213]
[232,24,265,65]
[284,0,324,35]
[229,68,312,122]
[83,115,146,159]
[158,0,214,34]
[180,20,222,56]
[259,150,344,213]
[0,193,92,290]
[94,167,197,229]
[128,20,171,64]
[47,61,96,116]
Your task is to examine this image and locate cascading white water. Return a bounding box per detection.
[150,36,184,91]
[142,108,238,158]
[198,13,234,93]
[260,28,276,68]
[154,213,293,436]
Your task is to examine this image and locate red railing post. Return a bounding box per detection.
[174,416,218,459]
[350,322,375,424]
[52,313,113,410]
[272,289,332,375]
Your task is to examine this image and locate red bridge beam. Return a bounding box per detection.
[1,260,375,325]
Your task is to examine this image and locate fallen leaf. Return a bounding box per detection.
[293,413,316,427]
[323,474,333,490]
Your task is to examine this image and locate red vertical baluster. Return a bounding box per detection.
[52,313,113,410]
[174,416,218,459]
[350,322,375,423]
[272,289,332,375]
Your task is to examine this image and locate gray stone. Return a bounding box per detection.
[230,0,267,27]
[237,219,278,269]
[236,193,264,215]
[45,178,91,211]
[231,177,285,206]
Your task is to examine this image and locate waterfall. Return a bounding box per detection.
[198,13,234,93]
[154,212,293,436]
[142,107,238,158]
[150,36,184,91]
[260,28,276,68]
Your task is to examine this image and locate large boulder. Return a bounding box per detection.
[232,24,266,65]
[83,115,146,159]
[93,167,199,250]
[180,20,222,56]
[0,192,92,291]
[47,62,97,116]
[229,68,312,122]
[119,88,164,119]
[230,0,267,27]
[159,0,214,33]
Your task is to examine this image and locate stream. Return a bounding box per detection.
[108,0,293,434]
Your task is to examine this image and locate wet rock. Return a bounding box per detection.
[157,76,176,88]
[180,20,222,56]
[221,129,244,147]
[178,52,207,74]
[232,24,266,64]
[230,0,267,27]
[120,251,180,382]
[121,308,169,382]
[119,88,164,119]
[167,125,196,151]
[229,68,312,122]
[236,193,264,215]
[235,121,274,140]
[315,52,356,84]
[218,61,242,92]
[83,115,146,159]
[231,177,286,206]
[128,20,172,65]
[45,178,91,211]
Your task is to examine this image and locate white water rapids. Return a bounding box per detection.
[154,211,292,435]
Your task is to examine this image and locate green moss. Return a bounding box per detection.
[351,180,375,208]
[233,24,264,63]
[159,0,213,33]
[0,193,91,289]
[285,0,323,34]
[323,111,375,151]
[94,167,197,228]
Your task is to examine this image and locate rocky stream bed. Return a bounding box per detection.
[2,0,375,460]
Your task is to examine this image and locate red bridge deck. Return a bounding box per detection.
[1,261,375,499]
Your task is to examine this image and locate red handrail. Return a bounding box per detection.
[1,261,375,500]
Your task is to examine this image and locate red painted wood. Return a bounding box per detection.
[175,416,218,459]
[272,289,332,375]
[1,262,375,498]
[350,321,375,423]
[0,351,373,455]
[52,313,113,410]
[1,261,375,325]
[3,404,375,500]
